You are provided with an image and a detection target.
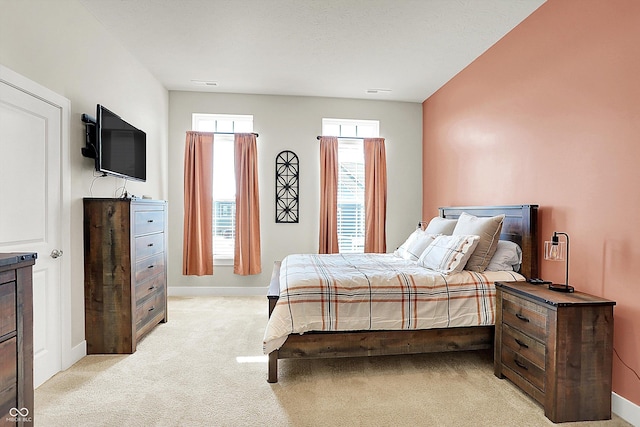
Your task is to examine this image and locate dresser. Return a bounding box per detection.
[494,281,615,423]
[83,198,167,354]
[0,253,36,426]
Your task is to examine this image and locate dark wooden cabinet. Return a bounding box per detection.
[0,253,36,426]
[83,198,167,354]
[494,281,615,423]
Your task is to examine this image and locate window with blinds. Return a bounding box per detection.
[192,113,253,262]
[322,118,380,253]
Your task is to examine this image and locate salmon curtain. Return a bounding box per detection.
[319,136,339,254]
[364,138,387,253]
[234,133,262,275]
[183,131,214,275]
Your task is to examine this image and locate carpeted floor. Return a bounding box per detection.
[35,296,631,426]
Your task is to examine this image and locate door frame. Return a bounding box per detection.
[0,64,75,377]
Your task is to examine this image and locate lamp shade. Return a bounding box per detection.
[544,240,566,261]
[544,231,573,292]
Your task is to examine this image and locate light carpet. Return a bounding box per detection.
[35,296,631,427]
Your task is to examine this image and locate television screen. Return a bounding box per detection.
[97,105,146,182]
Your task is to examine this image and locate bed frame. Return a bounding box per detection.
[266,204,538,383]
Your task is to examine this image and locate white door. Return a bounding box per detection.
[0,71,65,387]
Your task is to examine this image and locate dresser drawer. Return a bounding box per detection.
[501,323,545,370]
[501,345,545,392]
[0,270,16,285]
[0,337,17,414]
[0,282,16,338]
[135,233,164,260]
[134,210,165,236]
[135,273,166,303]
[136,288,165,337]
[502,292,548,342]
[135,253,165,284]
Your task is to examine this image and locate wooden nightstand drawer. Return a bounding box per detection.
[501,292,548,342]
[501,345,545,391]
[501,323,545,370]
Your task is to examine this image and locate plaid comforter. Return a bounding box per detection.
[263,253,525,354]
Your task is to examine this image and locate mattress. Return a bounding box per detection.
[263,253,525,353]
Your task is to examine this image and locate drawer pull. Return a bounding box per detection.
[147,265,155,269]
[148,285,156,291]
[515,313,530,322]
[148,306,155,312]
[514,359,528,370]
[515,338,529,349]
[147,219,154,223]
[147,243,154,247]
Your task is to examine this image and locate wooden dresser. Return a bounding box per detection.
[494,281,615,423]
[0,253,36,426]
[83,198,167,354]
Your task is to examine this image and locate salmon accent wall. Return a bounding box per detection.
[422,0,640,406]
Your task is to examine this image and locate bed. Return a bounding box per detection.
[264,204,538,383]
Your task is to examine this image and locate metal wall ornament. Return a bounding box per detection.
[275,150,299,223]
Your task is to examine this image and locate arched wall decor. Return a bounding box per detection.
[275,150,299,223]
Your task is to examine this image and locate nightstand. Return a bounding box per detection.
[494,281,615,423]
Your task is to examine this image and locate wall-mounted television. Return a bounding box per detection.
[82,105,146,182]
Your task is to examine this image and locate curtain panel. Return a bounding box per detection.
[183,131,214,275]
[318,136,339,254]
[364,138,387,253]
[234,133,262,275]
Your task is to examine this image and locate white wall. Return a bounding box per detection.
[169,91,422,293]
[0,1,168,351]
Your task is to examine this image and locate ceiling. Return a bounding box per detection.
[79,0,545,103]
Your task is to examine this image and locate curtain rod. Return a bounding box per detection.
[316,136,367,140]
[214,131,259,137]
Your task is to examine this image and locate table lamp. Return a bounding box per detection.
[544,231,574,292]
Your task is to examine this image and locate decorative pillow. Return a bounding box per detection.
[417,235,480,274]
[394,229,419,259]
[405,233,437,261]
[394,229,437,261]
[486,240,523,272]
[424,217,458,235]
[452,213,505,272]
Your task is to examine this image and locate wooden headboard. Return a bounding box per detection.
[438,204,539,280]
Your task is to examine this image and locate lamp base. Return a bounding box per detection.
[548,283,574,293]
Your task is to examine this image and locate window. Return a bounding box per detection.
[192,114,253,261]
[322,118,379,253]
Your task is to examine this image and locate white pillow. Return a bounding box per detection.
[394,229,437,261]
[405,233,437,261]
[424,217,458,235]
[485,240,523,272]
[418,235,480,274]
[394,229,419,259]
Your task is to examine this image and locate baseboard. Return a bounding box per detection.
[613,392,640,426]
[64,340,87,370]
[168,286,267,297]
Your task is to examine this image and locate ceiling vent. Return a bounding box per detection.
[191,80,219,87]
[366,88,391,94]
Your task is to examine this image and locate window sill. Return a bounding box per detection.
[214,257,234,266]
